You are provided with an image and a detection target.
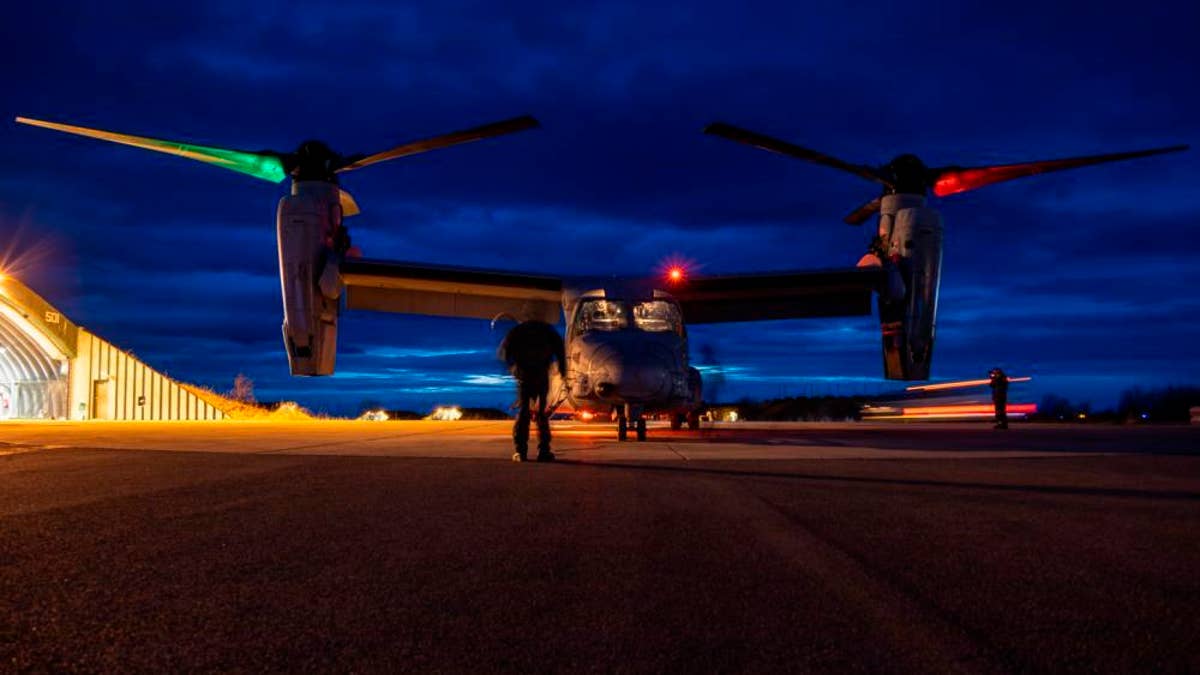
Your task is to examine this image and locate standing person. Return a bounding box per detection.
[989,368,1010,429]
[499,320,567,462]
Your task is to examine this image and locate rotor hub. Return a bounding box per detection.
[881,154,931,195]
[287,140,343,182]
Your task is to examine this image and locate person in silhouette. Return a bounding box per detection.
[499,320,566,462]
[989,368,1010,429]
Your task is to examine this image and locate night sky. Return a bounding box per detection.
[1,1,1196,415]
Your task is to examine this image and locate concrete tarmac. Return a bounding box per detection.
[1,420,1198,672]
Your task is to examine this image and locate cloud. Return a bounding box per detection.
[2,0,1196,414]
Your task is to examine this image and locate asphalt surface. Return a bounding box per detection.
[1,421,1198,672]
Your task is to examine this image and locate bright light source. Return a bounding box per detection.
[429,405,463,421]
[579,410,594,421]
[656,255,696,287]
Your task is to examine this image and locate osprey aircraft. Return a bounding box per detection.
[16,116,1188,440]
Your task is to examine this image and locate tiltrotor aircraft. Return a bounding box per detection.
[16,116,1187,440]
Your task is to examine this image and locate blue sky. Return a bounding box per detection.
[1,0,1197,414]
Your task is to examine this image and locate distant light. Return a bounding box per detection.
[1140,413,1149,420]
[1078,412,1087,420]
[429,405,463,421]
[579,410,594,421]
[667,266,685,283]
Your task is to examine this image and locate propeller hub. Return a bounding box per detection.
[881,154,931,195]
[287,140,343,182]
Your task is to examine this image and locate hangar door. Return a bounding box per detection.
[0,307,68,419]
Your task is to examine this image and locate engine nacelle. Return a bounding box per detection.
[877,194,944,380]
[277,181,343,376]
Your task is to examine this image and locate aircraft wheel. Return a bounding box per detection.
[687,412,700,430]
[636,418,647,441]
[670,414,683,431]
[617,416,628,441]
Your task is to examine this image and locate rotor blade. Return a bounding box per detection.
[15,116,287,183]
[844,196,882,225]
[704,122,892,188]
[930,144,1189,197]
[336,115,540,173]
[339,189,361,217]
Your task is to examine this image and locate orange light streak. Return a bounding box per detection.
[899,403,1037,417]
[906,376,1031,392]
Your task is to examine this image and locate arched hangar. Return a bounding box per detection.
[0,274,231,421]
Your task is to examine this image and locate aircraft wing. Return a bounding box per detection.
[671,267,882,324]
[339,258,563,324]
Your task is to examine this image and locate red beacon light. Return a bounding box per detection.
[667,266,686,284]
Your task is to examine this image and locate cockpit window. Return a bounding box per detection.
[575,299,629,332]
[633,300,682,333]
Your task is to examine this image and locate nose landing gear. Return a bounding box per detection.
[616,404,647,442]
[671,410,702,431]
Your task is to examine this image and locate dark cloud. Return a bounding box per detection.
[1,0,1196,414]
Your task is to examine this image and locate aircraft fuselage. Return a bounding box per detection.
[559,291,702,422]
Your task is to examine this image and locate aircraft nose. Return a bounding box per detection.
[589,345,623,399]
[618,363,669,400]
[617,342,675,400]
[585,341,675,401]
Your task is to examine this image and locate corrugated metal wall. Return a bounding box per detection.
[3,277,232,421]
[79,332,226,421]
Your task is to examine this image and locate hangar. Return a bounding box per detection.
[0,274,231,421]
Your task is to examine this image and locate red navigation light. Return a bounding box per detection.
[657,254,697,286]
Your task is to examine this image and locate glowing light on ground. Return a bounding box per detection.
[427,406,463,421]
